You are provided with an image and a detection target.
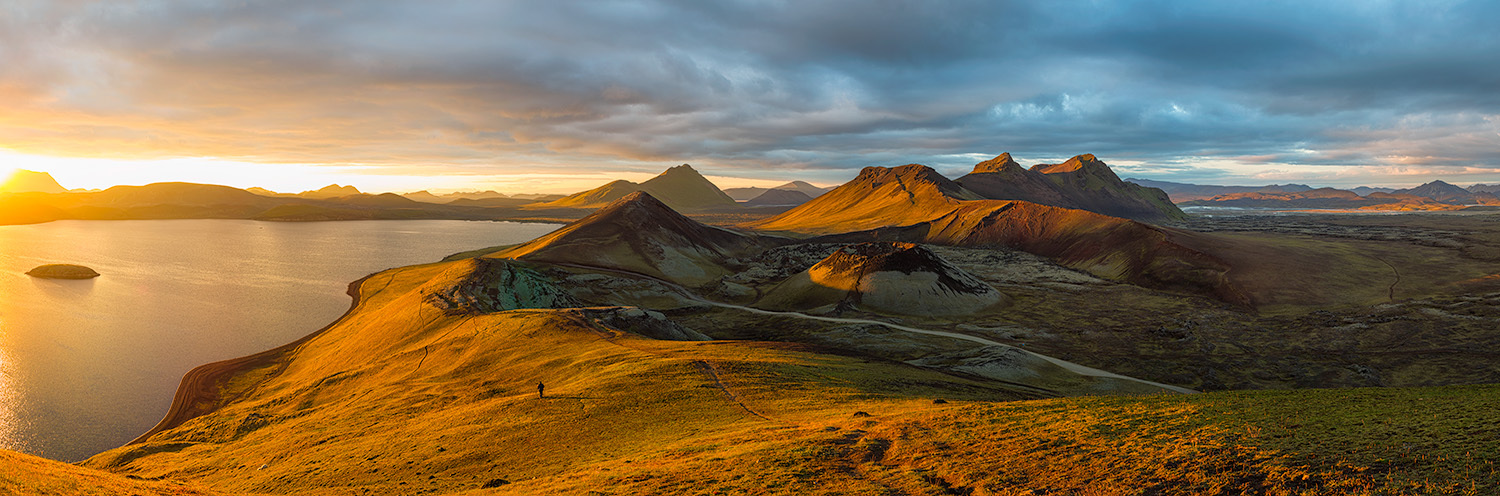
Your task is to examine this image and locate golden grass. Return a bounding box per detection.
[0,450,224,495]
[509,385,1500,495]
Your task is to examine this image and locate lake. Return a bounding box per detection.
[0,219,559,461]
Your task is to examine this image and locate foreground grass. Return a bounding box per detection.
[0,450,223,496]
[508,384,1498,495]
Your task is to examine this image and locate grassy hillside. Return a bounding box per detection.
[514,384,1500,495]
[14,378,1500,494]
[0,450,221,495]
[48,244,1494,494]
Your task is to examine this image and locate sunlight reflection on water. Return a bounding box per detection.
[0,219,557,461]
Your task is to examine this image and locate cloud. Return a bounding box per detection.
[1,0,1498,186]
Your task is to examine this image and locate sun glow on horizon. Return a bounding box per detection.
[0,150,823,195]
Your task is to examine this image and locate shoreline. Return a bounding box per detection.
[123,273,376,447]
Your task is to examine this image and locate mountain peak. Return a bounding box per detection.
[318,184,360,193]
[970,153,1023,174]
[578,189,715,232]
[499,190,768,286]
[852,164,972,197]
[1,169,67,194]
[749,163,980,233]
[534,163,734,212]
[639,163,736,210]
[1031,154,1122,182]
[656,163,702,177]
[600,190,671,214]
[1392,179,1482,204]
[960,154,1184,222]
[301,184,362,199]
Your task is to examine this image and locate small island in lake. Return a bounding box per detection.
[26,264,101,279]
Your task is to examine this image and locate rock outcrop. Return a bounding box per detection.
[578,306,711,341]
[26,264,100,279]
[422,258,580,314]
[758,242,1006,316]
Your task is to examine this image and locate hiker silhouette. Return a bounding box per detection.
[537,381,545,399]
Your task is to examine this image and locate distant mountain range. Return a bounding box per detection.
[743,188,814,206]
[247,184,513,204]
[1124,178,1318,202]
[1,154,1194,226]
[0,163,757,225]
[1126,176,1500,210]
[0,181,559,225]
[247,184,362,199]
[401,190,508,203]
[1178,180,1499,210]
[16,154,1499,227]
[723,181,831,202]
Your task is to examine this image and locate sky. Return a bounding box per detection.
[3,0,1499,193]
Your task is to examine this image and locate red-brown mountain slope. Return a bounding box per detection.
[748,164,981,233]
[498,191,777,286]
[748,163,1241,303]
[957,153,1185,222]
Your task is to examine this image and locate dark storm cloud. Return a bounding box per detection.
[4,0,1498,184]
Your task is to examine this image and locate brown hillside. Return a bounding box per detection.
[748,164,981,233]
[744,163,1234,301]
[62,241,1500,494]
[955,153,1073,207]
[498,191,778,286]
[84,255,1047,494]
[816,200,1244,304]
[961,153,1188,222]
[536,179,641,209]
[640,164,738,209]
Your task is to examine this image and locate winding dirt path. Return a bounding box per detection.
[1371,255,1401,302]
[691,360,787,425]
[551,262,1196,394]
